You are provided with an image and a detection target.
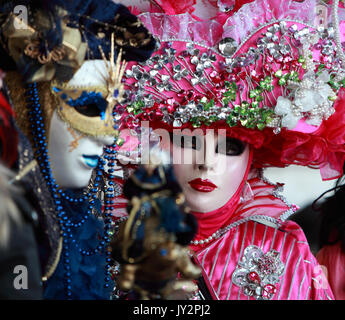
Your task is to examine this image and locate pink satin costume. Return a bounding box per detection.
[186,149,334,300]
[115,0,345,300]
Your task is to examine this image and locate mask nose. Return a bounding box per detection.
[194,131,218,172]
[93,135,115,146]
[205,132,218,167]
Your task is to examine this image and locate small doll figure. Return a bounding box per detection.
[111,158,201,300]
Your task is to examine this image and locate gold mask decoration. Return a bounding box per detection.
[51,34,127,137]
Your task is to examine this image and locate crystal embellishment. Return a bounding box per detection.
[218,37,238,56]
[232,245,285,300]
[120,20,345,133]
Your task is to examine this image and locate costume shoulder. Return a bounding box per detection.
[195,219,334,300]
[236,219,335,300]
[274,219,334,300]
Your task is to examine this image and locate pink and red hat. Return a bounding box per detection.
[117,0,345,180]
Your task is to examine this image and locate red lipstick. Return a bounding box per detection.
[188,178,217,193]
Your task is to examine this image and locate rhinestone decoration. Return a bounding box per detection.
[218,37,238,56]
[232,245,285,300]
[119,21,345,133]
[217,0,235,13]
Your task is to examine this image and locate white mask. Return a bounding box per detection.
[48,110,114,188]
[171,131,250,213]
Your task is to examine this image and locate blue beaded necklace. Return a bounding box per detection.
[25,82,119,299]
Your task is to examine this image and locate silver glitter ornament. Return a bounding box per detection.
[217,0,234,12]
[218,37,238,56]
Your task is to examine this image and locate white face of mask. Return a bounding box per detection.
[171,131,250,213]
[48,110,114,188]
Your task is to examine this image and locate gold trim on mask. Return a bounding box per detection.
[6,32,127,138]
[50,35,127,137]
[56,97,119,137]
[67,127,85,152]
[99,35,127,127]
[51,83,118,137]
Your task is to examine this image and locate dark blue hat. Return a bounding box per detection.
[0,0,156,82]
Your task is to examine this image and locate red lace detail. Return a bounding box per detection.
[252,89,345,180]
[151,0,197,15]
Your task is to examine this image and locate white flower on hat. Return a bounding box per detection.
[274,70,336,129]
[274,96,299,129]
